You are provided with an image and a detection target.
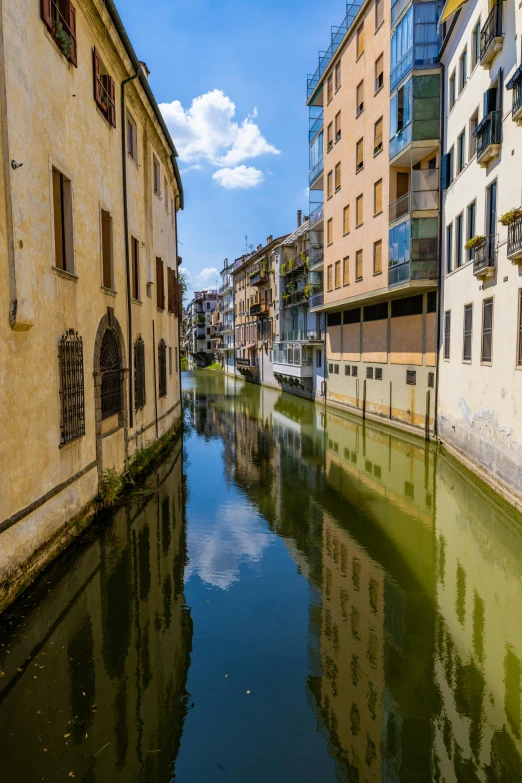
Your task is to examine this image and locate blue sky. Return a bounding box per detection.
[119,0,342,294]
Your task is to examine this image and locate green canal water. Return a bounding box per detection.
[1,370,522,782]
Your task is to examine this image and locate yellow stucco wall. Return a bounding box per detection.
[390,314,423,365]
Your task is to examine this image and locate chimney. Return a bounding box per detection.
[267,235,273,245]
[139,61,150,80]
[297,210,302,228]
[257,243,262,251]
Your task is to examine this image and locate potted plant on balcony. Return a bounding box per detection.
[287,281,297,296]
[498,208,522,226]
[303,283,311,300]
[300,250,306,261]
[288,258,294,271]
[281,263,286,275]
[465,235,486,251]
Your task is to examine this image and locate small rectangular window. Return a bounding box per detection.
[356,194,363,226]
[406,370,416,385]
[456,213,463,268]
[327,170,333,199]
[463,303,473,362]
[316,349,322,368]
[467,201,476,260]
[131,236,140,300]
[329,363,334,373]
[327,122,333,151]
[345,365,350,375]
[153,156,161,195]
[335,61,341,91]
[469,110,478,158]
[335,162,341,191]
[343,204,350,235]
[481,298,493,363]
[366,366,374,379]
[356,249,363,281]
[156,257,165,309]
[164,176,169,213]
[356,138,364,171]
[343,256,350,286]
[101,209,113,289]
[327,218,333,245]
[169,346,173,376]
[375,0,384,29]
[335,111,341,141]
[373,240,382,274]
[52,167,74,273]
[327,74,333,102]
[374,117,383,155]
[334,364,339,375]
[446,223,453,274]
[356,81,364,115]
[327,264,333,291]
[375,54,384,92]
[459,49,467,93]
[375,368,383,380]
[449,71,456,110]
[352,365,358,377]
[42,1,77,66]
[335,260,341,288]
[93,48,116,127]
[356,24,364,58]
[472,21,481,70]
[428,372,435,388]
[374,180,382,215]
[457,129,466,173]
[444,310,451,359]
[127,112,138,163]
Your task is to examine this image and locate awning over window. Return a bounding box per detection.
[244,343,256,350]
[439,0,467,25]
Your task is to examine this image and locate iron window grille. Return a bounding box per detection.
[375,368,383,380]
[59,328,85,445]
[428,372,435,388]
[100,328,122,419]
[134,335,146,411]
[366,367,374,379]
[158,339,167,397]
[352,366,358,377]
[406,370,417,385]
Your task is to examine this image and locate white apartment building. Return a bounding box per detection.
[186,291,218,368]
[438,0,522,507]
[219,260,236,375]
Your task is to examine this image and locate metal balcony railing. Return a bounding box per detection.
[309,157,324,185]
[480,2,503,63]
[389,193,410,223]
[508,214,522,258]
[513,79,522,119]
[309,111,324,142]
[282,290,309,308]
[474,110,501,162]
[282,329,323,342]
[283,255,308,277]
[249,303,269,317]
[309,202,324,228]
[309,245,324,269]
[473,234,497,275]
[307,0,364,99]
[309,291,324,309]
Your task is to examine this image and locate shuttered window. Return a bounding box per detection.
[335,260,341,288]
[93,48,116,127]
[356,138,364,171]
[356,24,364,58]
[156,257,165,309]
[356,250,363,280]
[327,123,333,150]
[375,0,384,29]
[343,205,350,235]
[327,264,333,291]
[327,74,333,102]
[463,304,473,362]
[373,240,382,274]
[481,298,493,363]
[375,54,384,92]
[356,81,364,114]
[327,170,333,199]
[343,256,350,286]
[335,111,341,141]
[335,61,341,91]
[335,163,341,191]
[356,195,363,226]
[518,292,522,366]
[327,218,333,244]
[374,180,383,215]
[374,117,383,154]
[42,0,78,67]
[444,311,451,359]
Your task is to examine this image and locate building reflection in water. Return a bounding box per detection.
[185,373,522,782]
[0,438,191,783]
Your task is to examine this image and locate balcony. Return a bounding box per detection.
[390,48,413,92]
[508,214,522,261]
[282,290,309,308]
[309,157,324,187]
[282,254,308,277]
[309,202,324,229]
[282,329,323,343]
[218,279,233,295]
[250,303,269,317]
[389,169,439,223]
[273,343,314,379]
[309,245,324,270]
[249,262,270,286]
[480,2,503,69]
[309,110,324,143]
[474,110,501,167]
[196,330,206,340]
[309,291,324,309]
[391,0,410,26]
[473,235,497,277]
[507,69,522,124]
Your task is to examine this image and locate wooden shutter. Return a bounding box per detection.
[93,48,101,106]
[357,25,364,58]
[375,0,384,30]
[156,257,164,309]
[167,268,173,312]
[335,260,341,288]
[397,172,409,198]
[41,0,53,29]
[374,117,383,151]
[356,195,363,226]
[374,180,382,214]
[374,241,382,274]
[343,256,349,286]
[327,265,333,290]
[335,163,341,191]
[327,170,333,199]
[327,218,333,245]
[327,75,333,102]
[343,205,350,234]
[356,250,363,280]
[69,3,77,67]
[356,138,363,170]
[356,81,364,112]
[108,77,116,128]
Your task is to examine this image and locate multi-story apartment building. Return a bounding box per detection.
[308,0,442,436]
[186,290,218,367]
[438,0,522,508]
[233,235,286,383]
[273,213,326,397]
[218,259,236,375]
[0,0,183,610]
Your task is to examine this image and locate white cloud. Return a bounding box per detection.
[159,90,279,168]
[180,164,203,174]
[195,267,219,285]
[212,165,264,190]
[179,266,191,277]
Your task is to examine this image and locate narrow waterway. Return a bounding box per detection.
[1,371,522,782]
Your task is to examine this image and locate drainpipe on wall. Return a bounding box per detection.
[434,60,446,440]
[121,70,140,431]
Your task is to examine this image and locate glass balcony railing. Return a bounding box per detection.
[309,245,324,269]
[309,291,324,309]
[309,202,324,228]
[389,170,439,222]
[309,157,324,186]
[390,48,413,91]
[309,111,324,142]
[389,259,438,286]
[307,0,364,100]
[389,121,412,160]
[273,343,314,367]
[282,329,324,342]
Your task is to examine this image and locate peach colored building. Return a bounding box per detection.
[307,0,442,436]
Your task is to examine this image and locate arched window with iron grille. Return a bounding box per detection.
[100,328,122,419]
[59,328,85,444]
[158,339,167,398]
[134,335,146,410]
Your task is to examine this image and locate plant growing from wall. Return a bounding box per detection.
[288,258,295,271]
[286,281,297,295]
[498,208,522,226]
[300,250,306,261]
[281,263,286,275]
[465,235,485,250]
[303,283,311,299]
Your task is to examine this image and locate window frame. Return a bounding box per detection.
[375,54,384,94]
[100,207,114,291]
[444,310,451,360]
[153,155,161,196]
[343,204,350,235]
[51,164,75,275]
[93,48,116,127]
[127,112,138,164]
[481,297,494,365]
[462,303,473,363]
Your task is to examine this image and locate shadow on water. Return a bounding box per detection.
[1,370,522,782]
